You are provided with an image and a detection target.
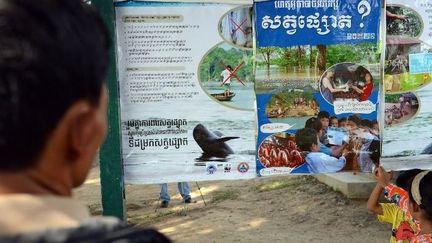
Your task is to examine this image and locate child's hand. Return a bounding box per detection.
[374,166,392,188]
[342,149,349,157]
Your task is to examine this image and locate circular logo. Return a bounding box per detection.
[206,164,217,174]
[237,162,249,173]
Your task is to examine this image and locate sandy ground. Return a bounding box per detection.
[73,167,391,243]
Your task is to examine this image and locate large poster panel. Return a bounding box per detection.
[255,0,382,176]
[115,2,256,184]
[382,0,432,170]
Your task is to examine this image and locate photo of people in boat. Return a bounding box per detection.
[385,92,419,127]
[219,6,253,49]
[319,63,376,104]
[258,111,381,173]
[198,42,255,110]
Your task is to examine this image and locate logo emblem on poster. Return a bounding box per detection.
[224,163,232,173]
[237,162,249,173]
[206,163,217,174]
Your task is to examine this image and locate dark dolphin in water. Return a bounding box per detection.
[421,143,432,154]
[193,124,239,159]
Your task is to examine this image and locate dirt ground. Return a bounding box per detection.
[73,167,391,243]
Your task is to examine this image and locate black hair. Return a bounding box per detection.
[348,114,361,126]
[396,169,423,191]
[227,65,232,70]
[305,117,322,133]
[338,117,347,124]
[295,128,318,152]
[330,116,337,121]
[408,172,432,220]
[368,139,380,166]
[0,0,110,171]
[317,111,330,119]
[360,119,372,129]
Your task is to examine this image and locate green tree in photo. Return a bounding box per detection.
[326,43,379,67]
[258,46,277,78]
[200,46,253,83]
[385,94,401,103]
[273,45,316,71]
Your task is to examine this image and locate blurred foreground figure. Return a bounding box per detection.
[0,0,169,241]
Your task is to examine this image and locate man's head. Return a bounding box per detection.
[305,117,323,137]
[347,114,361,130]
[295,128,319,152]
[408,171,432,221]
[0,0,110,193]
[360,119,372,130]
[396,169,423,191]
[371,120,379,131]
[325,69,334,79]
[338,117,347,127]
[317,111,330,129]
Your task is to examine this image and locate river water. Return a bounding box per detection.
[383,83,432,157]
[120,88,256,184]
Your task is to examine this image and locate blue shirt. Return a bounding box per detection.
[320,143,332,155]
[304,152,346,173]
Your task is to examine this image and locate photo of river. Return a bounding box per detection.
[201,82,255,111]
[383,83,432,157]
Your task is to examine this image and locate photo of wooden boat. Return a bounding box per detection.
[211,92,235,101]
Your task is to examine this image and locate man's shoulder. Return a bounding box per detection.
[308,152,330,159]
[0,217,171,243]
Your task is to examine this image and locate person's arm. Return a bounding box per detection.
[323,78,344,93]
[320,143,332,155]
[386,10,406,20]
[350,85,364,94]
[367,183,384,215]
[330,143,348,157]
[363,84,373,97]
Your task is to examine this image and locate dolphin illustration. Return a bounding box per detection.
[193,124,239,159]
[421,142,432,154]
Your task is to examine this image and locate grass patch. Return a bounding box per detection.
[210,190,239,204]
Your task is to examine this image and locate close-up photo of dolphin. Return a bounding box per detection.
[193,124,239,160]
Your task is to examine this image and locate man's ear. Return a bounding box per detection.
[411,201,421,213]
[408,199,421,217]
[63,101,98,161]
[311,143,319,152]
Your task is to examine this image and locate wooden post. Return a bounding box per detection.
[91,0,125,220]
